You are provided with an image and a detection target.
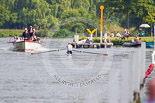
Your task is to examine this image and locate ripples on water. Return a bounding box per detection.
[0,38,154,103]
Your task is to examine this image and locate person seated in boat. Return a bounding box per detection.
[28,26,33,37]
[136,38,142,44]
[30,29,37,41]
[14,36,21,42]
[134,35,139,42]
[22,28,30,40]
[130,39,134,43]
[14,35,17,42]
[85,37,90,43]
[16,36,21,42]
[37,37,41,43]
[66,42,73,54]
[20,37,23,41]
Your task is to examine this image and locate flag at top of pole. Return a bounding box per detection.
[100,5,104,43]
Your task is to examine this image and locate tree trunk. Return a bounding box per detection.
[126,10,130,29]
[151,22,152,37]
[95,28,97,38]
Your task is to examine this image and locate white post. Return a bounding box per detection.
[152,25,155,64]
[74,35,79,42]
[154,25,155,51]
[104,33,107,48]
[100,31,102,43]
[90,34,93,40]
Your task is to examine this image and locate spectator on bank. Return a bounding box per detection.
[110,32,114,37]
[126,30,130,38]
[123,29,127,35]
[116,32,121,38]
[143,78,155,103]
[122,30,130,39]
[138,30,145,37]
[103,31,111,43]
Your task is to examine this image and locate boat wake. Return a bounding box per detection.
[0,47,14,51]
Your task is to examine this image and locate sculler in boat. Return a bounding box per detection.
[66,42,73,55]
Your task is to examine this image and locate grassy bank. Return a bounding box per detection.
[0,29,48,37]
[0,29,23,37]
[79,37,154,45]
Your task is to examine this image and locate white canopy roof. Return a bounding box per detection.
[139,24,150,28]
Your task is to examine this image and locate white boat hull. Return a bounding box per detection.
[13,40,41,51]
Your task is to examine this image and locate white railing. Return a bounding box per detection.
[107,43,146,103]
[152,25,155,64]
[152,51,155,64]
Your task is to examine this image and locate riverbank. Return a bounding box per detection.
[0,29,154,46]
[0,29,48,37]
[79,37,154,45]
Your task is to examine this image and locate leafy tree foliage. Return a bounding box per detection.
[0,0,154,37]
[104,0,155,29]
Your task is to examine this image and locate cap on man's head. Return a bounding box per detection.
[25,28,27,30]
[33,28,35,31]
[30,26,32,28]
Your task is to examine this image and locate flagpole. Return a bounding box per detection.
[100,5,104,43]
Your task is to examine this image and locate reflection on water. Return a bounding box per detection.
[0,38,154,103]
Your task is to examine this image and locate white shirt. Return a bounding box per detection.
[110,33,114,37]
[104,33,108,39]
[116,33,121,37]
[67,44,72,51]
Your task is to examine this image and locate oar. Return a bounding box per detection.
[31,48,66,55]
[72,50,108,56]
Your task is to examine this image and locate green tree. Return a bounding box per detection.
[0,0,11,27]
[104,0,155,29]
[144,12,155,36]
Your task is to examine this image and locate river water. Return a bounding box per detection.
[0,38,154,103]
